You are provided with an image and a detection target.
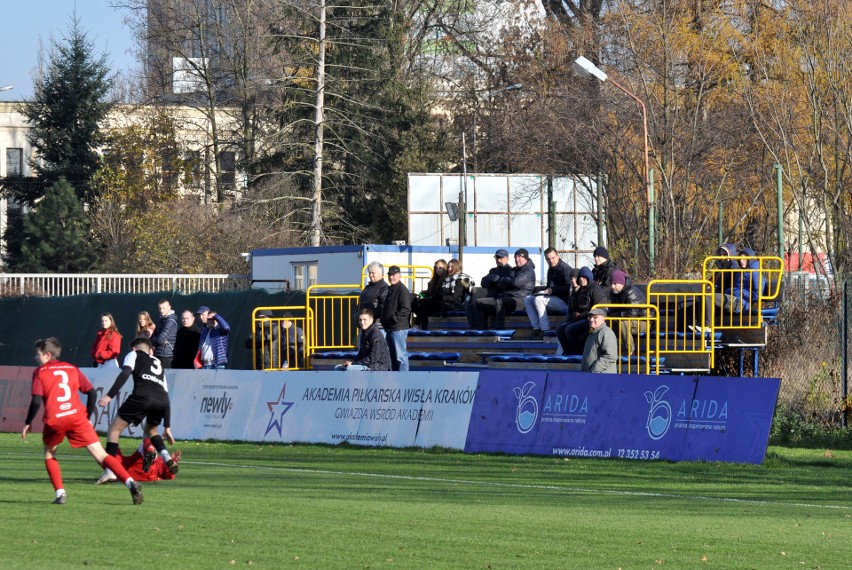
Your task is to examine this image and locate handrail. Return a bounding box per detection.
[0,273,249,297]
[361,264,433,293]
[701,256,783,329]
[647,279,715,369]
[592,303,660,374]
[305,284,361,363]
[247,306,308,370]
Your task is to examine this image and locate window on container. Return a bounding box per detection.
[6,148,23,176]
[292,261,318,291]
[218,150,236,187]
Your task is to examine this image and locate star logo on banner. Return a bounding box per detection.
[264,384,294,438]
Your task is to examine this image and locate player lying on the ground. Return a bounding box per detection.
[97,337,179,484]
[119,438,181,482]
[22,337,143,505]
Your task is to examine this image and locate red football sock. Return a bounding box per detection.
[45,457,63,491]
[101,454,133,483]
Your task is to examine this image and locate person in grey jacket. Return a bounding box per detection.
[581,308,618,374]
[473,248,536,329]
[150,299,178,368]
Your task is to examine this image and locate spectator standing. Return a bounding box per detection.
[555,266,609,354]
[412,259,447,330]
[592,247,620,288]
[466,249,513,327]
[336,309,391,371]
[91,312,122,368]
[195,306,231,369]
[357,262,389,325]
[136,311,156,339]
[246,310,280,370]
[473,249,536,330]
[281,312,305,369]
[441,258,475,315]
[172,310,201,369]
[22,338,143,505]
[608,269,647,356]
[581,308,618,373]
[381,265,412,371]
[524,248,573,339]
[150,299,179,368]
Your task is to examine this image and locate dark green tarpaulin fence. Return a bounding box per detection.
[0,289,304,369]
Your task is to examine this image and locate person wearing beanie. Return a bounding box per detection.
[592,246,620,288]
[608,270,647,356]
[555,266,609,355]
[523,247,574,339]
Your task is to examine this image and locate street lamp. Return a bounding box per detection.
[572,56,654,273]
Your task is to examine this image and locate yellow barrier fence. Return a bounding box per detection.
[701,256,784,330]
[248,306,308,370]
[647,279,715,370]
[305,284,361,362]
[593,303,660,374]
[361,264,433,294]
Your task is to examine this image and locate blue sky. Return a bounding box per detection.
[0,1,136,101]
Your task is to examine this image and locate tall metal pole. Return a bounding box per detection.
[649,168,655,274]
[775,163,784,260]
[310,0,327,246]
[843,280,848,428]
[459,133,468,265]
[718,202,724,246]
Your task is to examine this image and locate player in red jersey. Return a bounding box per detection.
[21,338,144,505]
[118,438,181,482]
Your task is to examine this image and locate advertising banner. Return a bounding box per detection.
[464,370,781,464]
[0,366,40,432]
[251,371,479,448]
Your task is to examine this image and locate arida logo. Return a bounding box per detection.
[644,385,672,440]
[513,381,539,434]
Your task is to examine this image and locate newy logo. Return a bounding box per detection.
[199,391,233,419]
[513,381,539,434]
[644,385,673,440]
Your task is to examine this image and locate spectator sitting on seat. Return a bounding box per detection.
[712,243,739,293]
[524,247,573,339]
[592,246,620,288]
[466,249,514,328]
[473,248,536,330]
[441,258,475,315]
[412,259,447,330]
[281,312,305,368]
[609,269,647,356]
[245,310,281,370]
[581,308,618,374]
[357,262,389,327]
[336,309,391,371]
[555,266,609,355]
[694,247,763,333]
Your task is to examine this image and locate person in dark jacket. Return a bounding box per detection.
[412,259,447,330]
[555,266,609,354]
[245,310,280,370]
[441,258,475,314]
[609,269,647,356]
[357,262,389,327]
[172,310,201,369]
[380,265,412,371]
[150,299,179,368]
[337,309,391,371]
[473,248,536,329]
[592,246,620,288]
[523,247,573,338]
[466,249,514,327]
[694,247,763,332]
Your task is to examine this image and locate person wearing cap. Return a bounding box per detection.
[465,248,514,327]
[523,247,574,339]
[172,310,201,369]
[555,266,609,354]
[150,299,179,368]
[245,310,280,370]
[380,265,412,371]
[591,246,620,288]
[608,270,647,356]
[337,308,391,371]
[194,306,231,369]
[473,248,536,330]
[357,262,389,327]
[581,308,618,374]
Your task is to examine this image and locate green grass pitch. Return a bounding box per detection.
[1,434,850,569]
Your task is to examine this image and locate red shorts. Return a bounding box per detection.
[42,419,100,449]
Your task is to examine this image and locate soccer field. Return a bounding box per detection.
[1,434,850,569]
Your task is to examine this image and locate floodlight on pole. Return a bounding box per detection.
[573,56,654,273]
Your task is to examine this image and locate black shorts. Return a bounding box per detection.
[117,393,169,428]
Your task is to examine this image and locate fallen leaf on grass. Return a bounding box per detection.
[655,560,664,565]
[701,555,708,562]
[824,450,834,458]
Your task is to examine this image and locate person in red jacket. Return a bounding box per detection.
[91,312,122,368]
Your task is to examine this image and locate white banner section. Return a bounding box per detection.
[84,368,479,449]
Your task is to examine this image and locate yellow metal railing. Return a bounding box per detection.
[361,264,433,294]
[248,306,308,370]
[701,256,784,330]
[593,303,660,374]
[647,279,715,370]
[305,284,361,362]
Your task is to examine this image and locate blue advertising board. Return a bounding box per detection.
[464,371,781,464]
